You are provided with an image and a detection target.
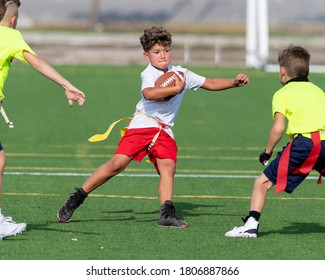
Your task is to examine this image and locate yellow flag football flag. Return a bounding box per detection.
[88,117,131,142]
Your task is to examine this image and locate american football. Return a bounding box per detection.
[155,71,185,87]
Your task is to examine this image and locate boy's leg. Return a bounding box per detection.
[81,154,132,193]
[0,149,6,209]
[156,158,188,228]
[225,173,273,238]
[250,173,273,213]
[156,158,175,204]
[57,154,132,223]
[0,149,27,240]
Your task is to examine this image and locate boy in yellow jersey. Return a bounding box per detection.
[0,0,86,240]
[225,45,325,238]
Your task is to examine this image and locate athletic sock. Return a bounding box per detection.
[0,209,4,224]
[249,211,261,221]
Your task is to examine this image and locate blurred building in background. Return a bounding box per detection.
[17,0,325,68]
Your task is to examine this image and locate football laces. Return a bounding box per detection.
[160,76,175,87]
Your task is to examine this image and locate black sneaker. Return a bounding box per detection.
[57,187,88,223]
[157,200,189,228]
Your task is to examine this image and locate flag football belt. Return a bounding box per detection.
[88,111,170,151]
[276,131,325,194]
[0,99,14,128]
[134,111,170,151]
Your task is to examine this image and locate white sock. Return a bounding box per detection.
[0,209,4,224]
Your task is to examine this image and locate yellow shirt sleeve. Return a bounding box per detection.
[0,27,36,98]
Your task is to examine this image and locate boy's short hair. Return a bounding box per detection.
[7,0,20,6]
[140,26,172,52]
[278,45,310,78]
[0,0,20,20]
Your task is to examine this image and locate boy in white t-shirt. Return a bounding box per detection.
[57,26,249,228]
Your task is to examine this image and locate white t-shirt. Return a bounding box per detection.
[128,64,206,138]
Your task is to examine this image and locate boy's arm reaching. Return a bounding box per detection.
[259,112,286,165]
[201,73,249,91]
[264,112,286,154]
[23,51,86,107]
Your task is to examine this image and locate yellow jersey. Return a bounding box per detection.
[0,26,36,99]
[272,78,325,140]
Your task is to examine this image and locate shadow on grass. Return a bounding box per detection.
[26,221,105,235]
[261,222,325,237]
[98,201,225,223]
[177,201,224,217]
[26,202,225,233]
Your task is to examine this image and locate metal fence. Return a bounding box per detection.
[17,0,325,67]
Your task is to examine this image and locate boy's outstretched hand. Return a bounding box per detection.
[233,73,250,87]
[65,86,86,107]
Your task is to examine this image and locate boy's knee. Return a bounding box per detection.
[108,155,130,173]
[157,159,176,175]
[254,173,273,190]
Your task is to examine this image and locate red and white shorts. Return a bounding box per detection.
[115,128,178,172]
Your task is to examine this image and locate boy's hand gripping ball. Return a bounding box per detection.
[155,71,185,101]
[155,71,185,88]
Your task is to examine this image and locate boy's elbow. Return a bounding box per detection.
[273,125,285,136]
[142,89,154,100]
[142,92,151,100]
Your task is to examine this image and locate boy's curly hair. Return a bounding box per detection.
[0,0,21,20]
[140,26,172,52]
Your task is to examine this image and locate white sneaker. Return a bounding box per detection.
[225,217,259,238]
[0,215,27,240]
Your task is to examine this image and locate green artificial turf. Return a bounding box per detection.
[1,65,325,261]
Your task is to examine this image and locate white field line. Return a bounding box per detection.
[4,171,324,201]
[3,171,320,180]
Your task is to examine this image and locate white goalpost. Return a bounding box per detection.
[246,0,325,73]
[246,0,269,69]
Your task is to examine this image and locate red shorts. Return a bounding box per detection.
[115,128,177,172]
